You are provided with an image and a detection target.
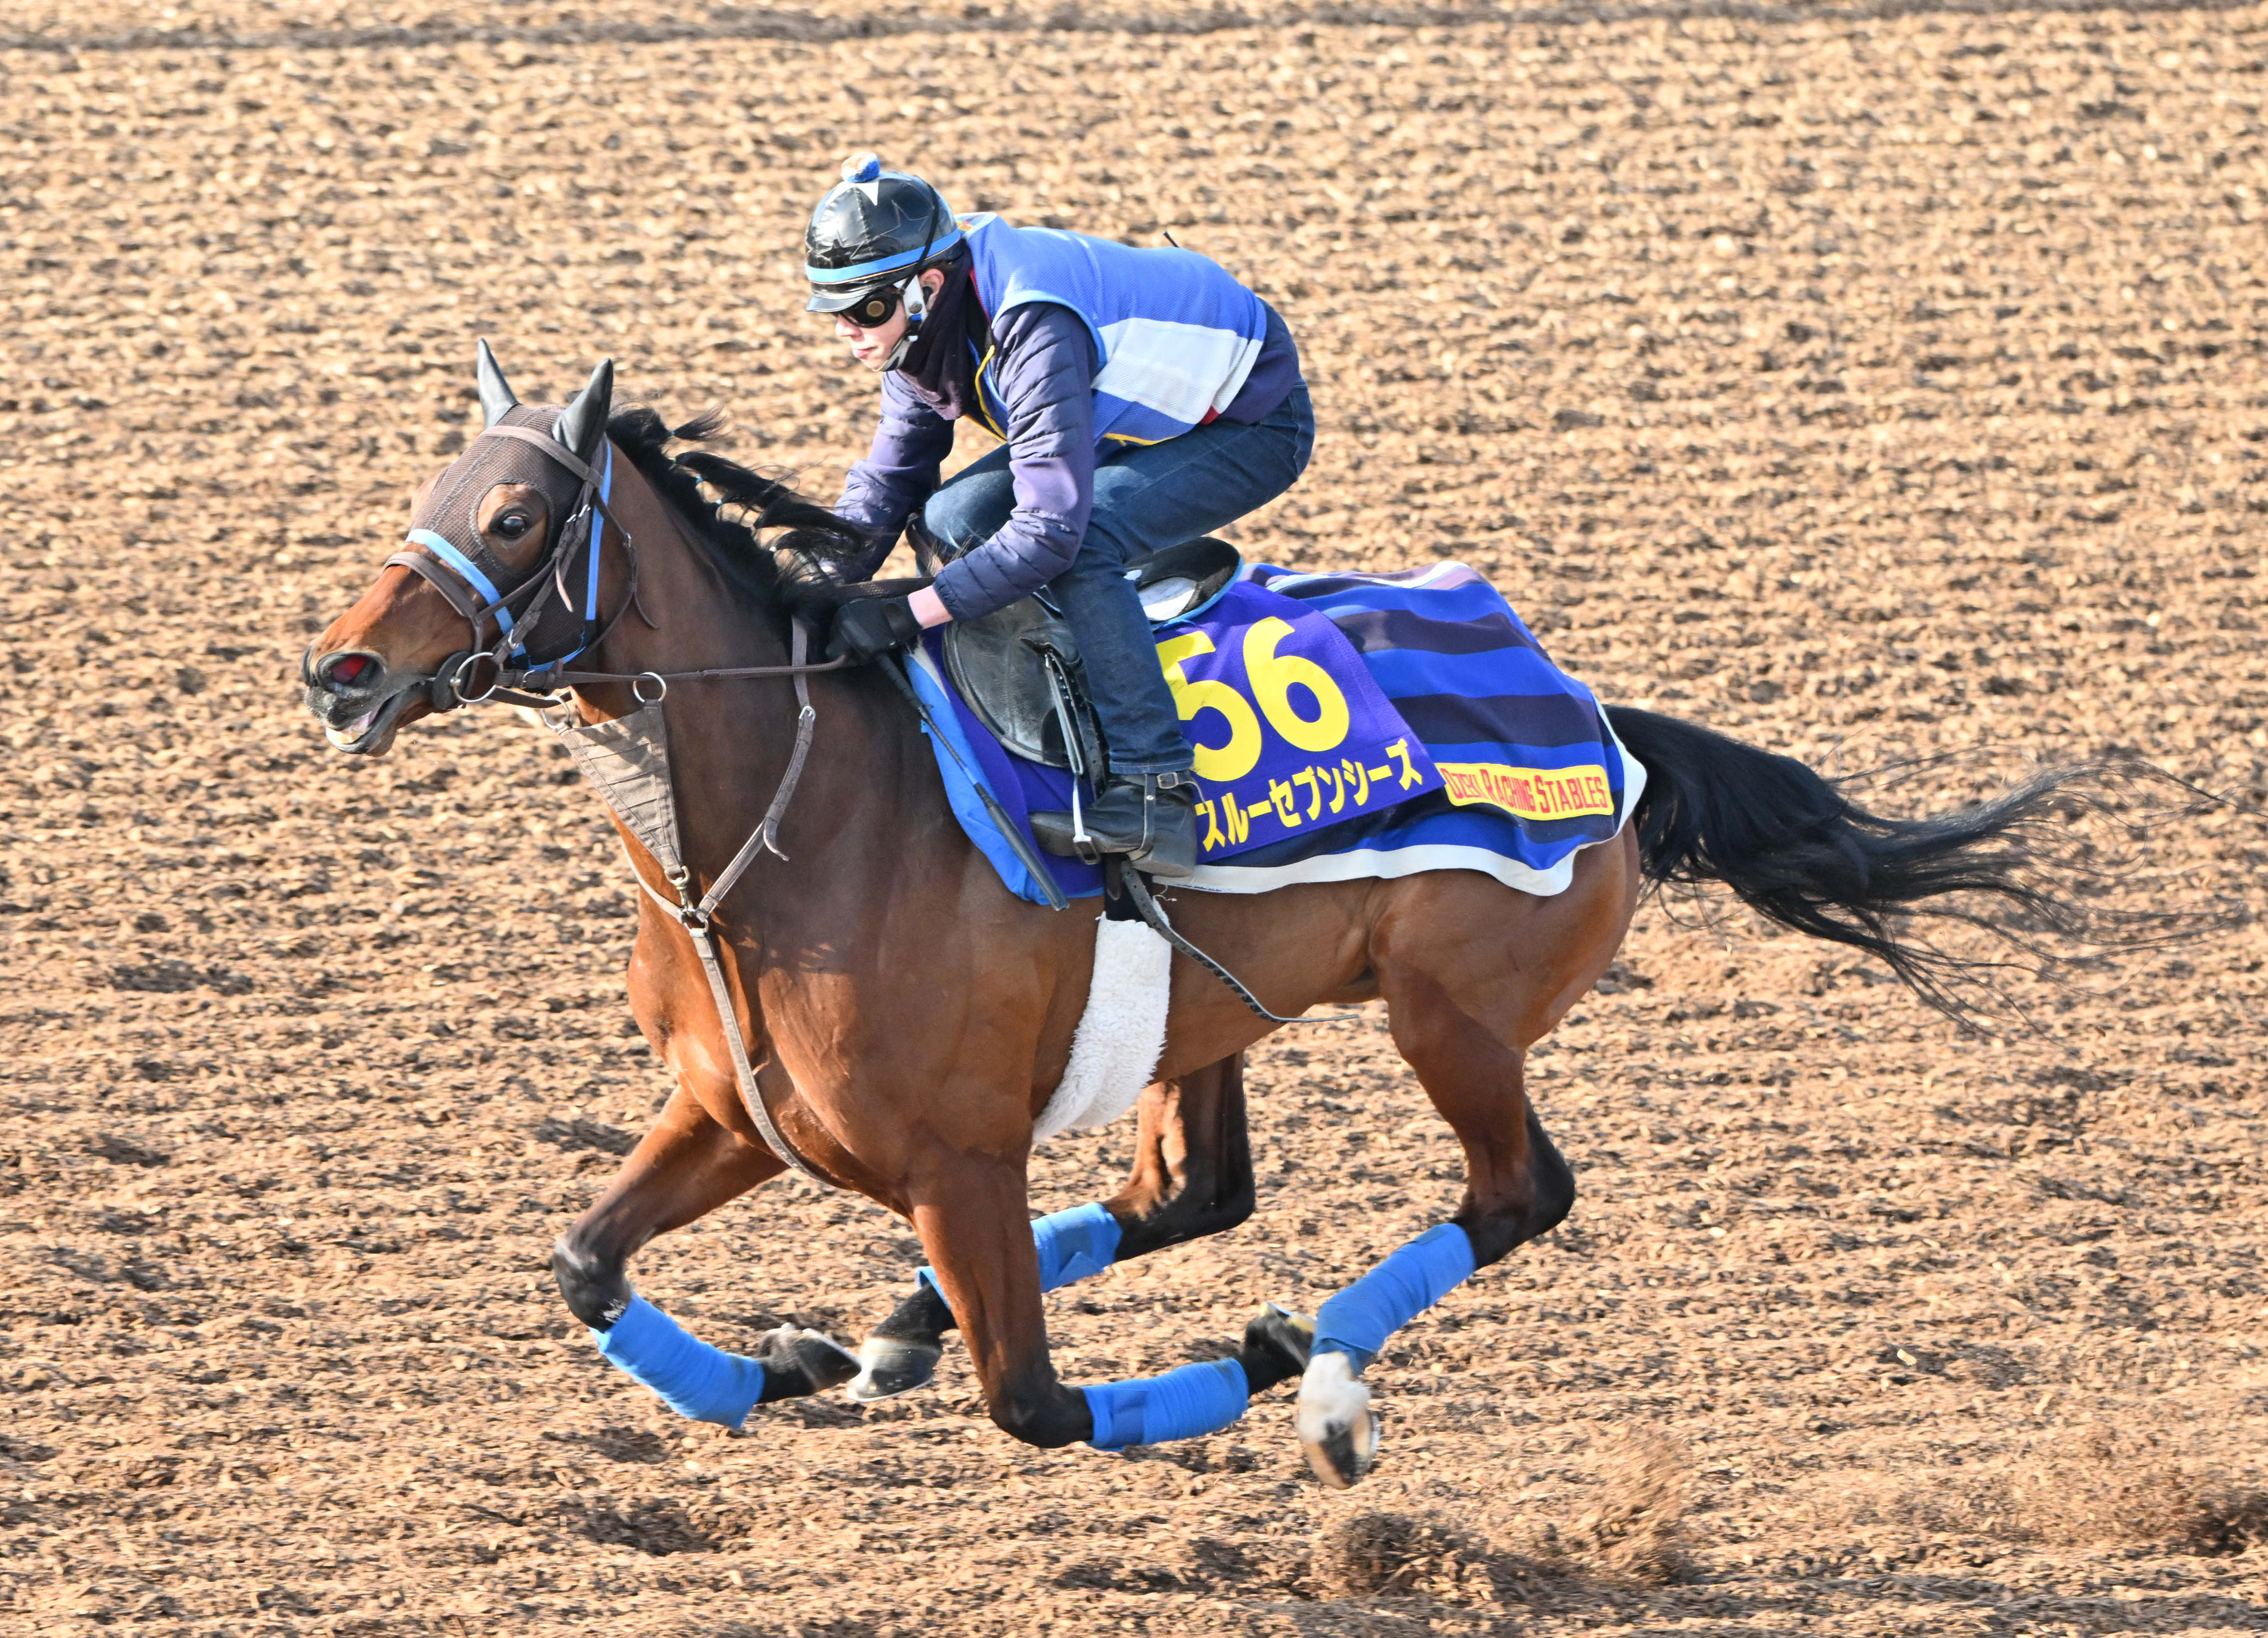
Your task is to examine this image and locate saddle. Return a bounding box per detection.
[940,536,1244,778]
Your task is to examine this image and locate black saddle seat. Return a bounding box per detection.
[941,536,1244,774]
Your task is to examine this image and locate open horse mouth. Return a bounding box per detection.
[321,690,416,755]
[304,654,429,756]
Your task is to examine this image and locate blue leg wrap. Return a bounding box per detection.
[1083,1358,1251,1451]
[1031,1201,1124,1290]
[591,1295,765,1428]
[918,1200,1124,1299]
[1314,1223,1478,1372]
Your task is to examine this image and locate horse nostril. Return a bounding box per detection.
[322,652,379,691]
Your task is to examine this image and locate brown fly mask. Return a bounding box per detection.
[304,345,639,734]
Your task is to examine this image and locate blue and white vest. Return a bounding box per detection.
[961,214,1270,447]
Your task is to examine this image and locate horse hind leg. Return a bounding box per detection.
[848,1054,1258,1401]
[555,1085,861,1426]
[1293,867,1618,1487]
[1293,1097,1573,1488]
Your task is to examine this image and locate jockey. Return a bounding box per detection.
[808,154,1314,879]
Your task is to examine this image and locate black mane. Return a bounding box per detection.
[604,405,874,614]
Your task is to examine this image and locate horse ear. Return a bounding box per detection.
[475,337,519,427]
[556,358,614,468]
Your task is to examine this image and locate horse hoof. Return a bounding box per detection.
[755,1325,862,1402]
[1239,1302,1315,1392]
[1296,1350,1380,1489]
[844,1335,943,1402]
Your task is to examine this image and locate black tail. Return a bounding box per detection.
[1605,707,2156,1023]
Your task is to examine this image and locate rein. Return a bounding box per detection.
[477,651,852,709]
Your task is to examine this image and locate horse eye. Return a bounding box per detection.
[495,511,532,540]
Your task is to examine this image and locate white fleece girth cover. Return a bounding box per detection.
[1034,917,1173,1142]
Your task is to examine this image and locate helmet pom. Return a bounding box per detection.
[842,152,883,184]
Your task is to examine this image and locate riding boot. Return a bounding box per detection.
[1074,770,1201,879]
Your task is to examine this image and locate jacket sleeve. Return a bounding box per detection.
[930,303,1097,621]
[834,372,957,580]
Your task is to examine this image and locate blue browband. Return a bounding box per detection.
[398,439,613,666]
[403,528,512,639]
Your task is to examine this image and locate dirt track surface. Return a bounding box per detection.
[7,3,2268,1633]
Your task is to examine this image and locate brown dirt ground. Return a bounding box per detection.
[7,3,2268,1634]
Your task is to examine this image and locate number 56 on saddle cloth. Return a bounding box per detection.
[902,559,1648,906]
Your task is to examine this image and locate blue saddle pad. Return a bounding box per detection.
[903,561,1646,905]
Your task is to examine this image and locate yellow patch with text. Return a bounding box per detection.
[1436,761,1615,822]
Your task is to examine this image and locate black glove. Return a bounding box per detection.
[826,593,925,665]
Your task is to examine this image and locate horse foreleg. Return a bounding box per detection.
[849,1054,1257,1401]
[909,1153,1094,1447]
[553,1083,858,1426]
[913,1147,1308,1454]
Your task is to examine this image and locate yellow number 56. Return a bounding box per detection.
[1155,618,1352,781]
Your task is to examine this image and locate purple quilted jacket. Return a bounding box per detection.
[834,288,1298,620]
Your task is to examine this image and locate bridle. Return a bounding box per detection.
[367,398,852,1186]
[379,418,850,716]
[382,422,644,712]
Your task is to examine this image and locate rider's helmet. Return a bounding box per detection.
[804,154,964,363]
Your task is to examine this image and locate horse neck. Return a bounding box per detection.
[578,453,792,687]
[567,448,920,899]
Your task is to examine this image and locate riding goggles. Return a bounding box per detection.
[821,279,913,331]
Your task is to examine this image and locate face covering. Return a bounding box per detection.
[893,256,982,423]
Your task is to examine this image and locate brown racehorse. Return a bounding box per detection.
[305,352,2099,1485]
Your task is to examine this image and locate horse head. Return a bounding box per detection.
[304,342,616,755]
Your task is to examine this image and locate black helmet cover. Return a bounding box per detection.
[804,152,965,314]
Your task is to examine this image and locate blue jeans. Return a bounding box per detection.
[922,383,1315,775]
